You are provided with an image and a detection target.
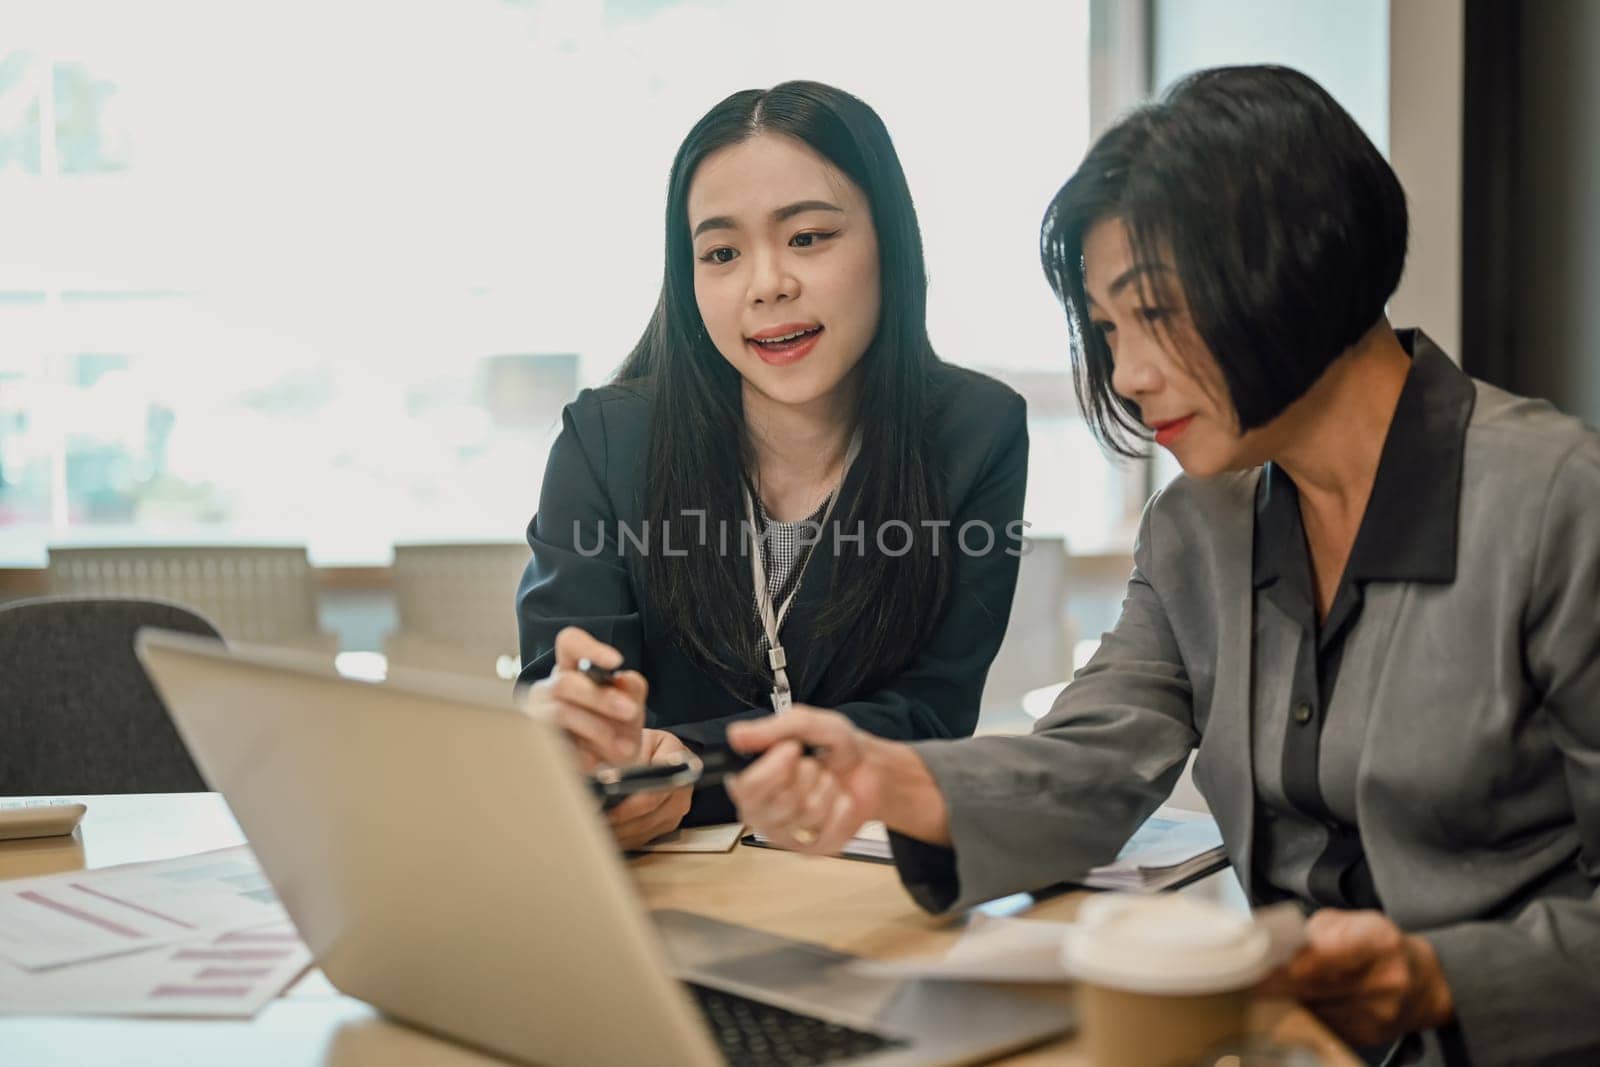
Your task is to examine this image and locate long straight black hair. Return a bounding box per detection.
[615,80,950,706]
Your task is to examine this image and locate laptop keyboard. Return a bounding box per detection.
[686,981,908,1066]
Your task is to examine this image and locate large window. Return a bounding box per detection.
[1,1,1122,566]
[1144,0,1391,493]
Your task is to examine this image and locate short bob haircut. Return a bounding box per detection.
[1040,64,1409,456]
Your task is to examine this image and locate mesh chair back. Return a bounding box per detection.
[0,596,219,794]
[386,541,530,679]
[47,545,335,651]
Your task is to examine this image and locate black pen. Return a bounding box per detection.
[587,742,827,809]
[576,658,619,686]
[693,743,825,787]
[574,658,823,801]
[577,658,637,810]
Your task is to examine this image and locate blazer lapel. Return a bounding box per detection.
[1197,469,1262,900]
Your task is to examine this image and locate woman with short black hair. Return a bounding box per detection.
[517,81,1028,849]
[729,66,1600,1066]
[1051,63,1410,456]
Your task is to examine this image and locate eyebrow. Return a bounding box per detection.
[1106,262,1173,297]
[691,199,844,239]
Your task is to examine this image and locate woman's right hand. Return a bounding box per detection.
[525,627,647,771]
[725,707,884,855]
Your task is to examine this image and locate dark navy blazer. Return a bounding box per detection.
[516,362,1029,822]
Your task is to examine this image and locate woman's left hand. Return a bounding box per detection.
[605,728,694,850]
[1259,908,1454,1048]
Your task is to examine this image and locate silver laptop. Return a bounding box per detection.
[135,630,1069,1067]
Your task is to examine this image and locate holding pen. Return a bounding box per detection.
[525,629,646,769]
[523,627,696,849]
[576,657,620,688]
[576,655,824,800]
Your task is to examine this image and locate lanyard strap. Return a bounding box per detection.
[743,428,862,714]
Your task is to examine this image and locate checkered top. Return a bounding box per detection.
[752,493,832,650]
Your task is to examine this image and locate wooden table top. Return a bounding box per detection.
[0,794,1358,1066]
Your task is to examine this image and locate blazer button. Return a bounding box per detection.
[1293,701,1313,724]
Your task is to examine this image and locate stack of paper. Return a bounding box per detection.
[1082,807,1227,891]
[834,821,892,861]
[0,847,312,1019]
[746,806,1227,892]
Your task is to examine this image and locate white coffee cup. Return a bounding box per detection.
[1063,893,1275,1067]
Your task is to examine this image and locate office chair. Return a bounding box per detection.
[385,541,530,680]
[46,544,338,653]
[0,596,219,795]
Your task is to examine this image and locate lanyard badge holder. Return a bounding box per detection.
[743,430,861,716]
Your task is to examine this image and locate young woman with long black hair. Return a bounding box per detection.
[516,81,1028,849]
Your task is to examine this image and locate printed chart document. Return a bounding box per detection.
[1082,807,1227,891]
[0,847,283,969]
[0,847,312,1019]
[0,918,311,1018]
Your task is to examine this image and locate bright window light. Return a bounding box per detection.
[0,0,1115,566]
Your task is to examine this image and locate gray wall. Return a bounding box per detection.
[1513,2,1600,426]
[1389,0,1463,361]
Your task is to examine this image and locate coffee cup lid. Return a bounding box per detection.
[1062,893,1272,995]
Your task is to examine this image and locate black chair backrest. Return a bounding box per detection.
[0,596,221,795]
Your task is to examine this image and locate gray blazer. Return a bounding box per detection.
[903,376,1600,1066]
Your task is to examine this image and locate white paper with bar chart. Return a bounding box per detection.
[0,847,311,1018]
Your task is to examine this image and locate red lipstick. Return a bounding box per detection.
[1151,415,1194,447]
